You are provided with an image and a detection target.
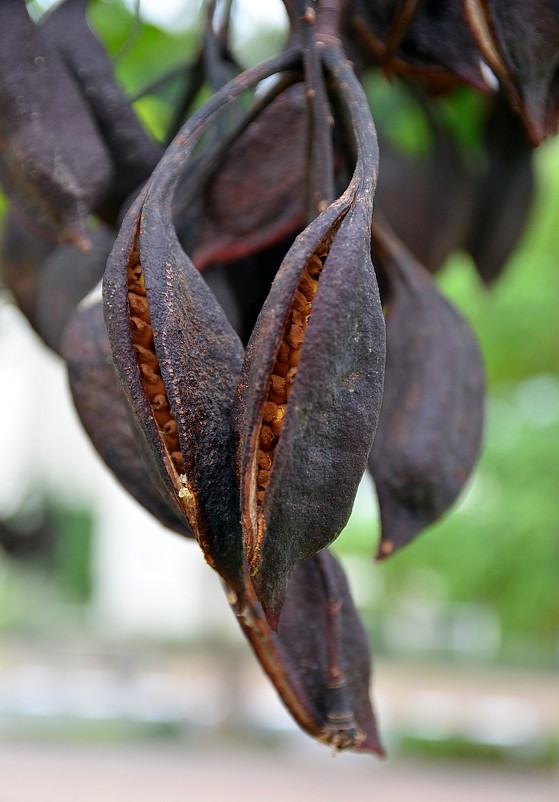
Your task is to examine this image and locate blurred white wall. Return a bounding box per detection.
[0,302,233,640]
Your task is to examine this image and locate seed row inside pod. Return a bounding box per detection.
[255,240,330,506]
[126,258,185,477]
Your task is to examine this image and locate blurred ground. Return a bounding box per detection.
[1,740,557,802]
[1,643,558,801]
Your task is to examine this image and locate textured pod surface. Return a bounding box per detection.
[41,0,162,219]
[234,48,385,624]
[228,549,383,755]
[369,221,485,559]
[0,0,112,245]
[104,198,244,578]
[63,289,193,538]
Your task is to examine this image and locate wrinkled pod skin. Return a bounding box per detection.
[233,45,386,626]
[369,219,485,559]
[102,48,381,754]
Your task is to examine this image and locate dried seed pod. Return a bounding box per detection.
[35,224,114,353]
[234,47,385,625]
[104,197,244,577]
[104,50,300,581]
[0,212,56,326]
[464,0,559,143]
[40,0,162,220]
[465,93,534,285]
[375,116,474,275]
[227,549,383,755]
[369,219,485,559]
[350,0,490,92]
[185,84,307,270]
[102,47,383,756]
[62,287,193,538]
[0,0,112,246]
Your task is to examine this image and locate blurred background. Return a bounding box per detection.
[0,1,558,799]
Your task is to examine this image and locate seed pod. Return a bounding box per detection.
[62,288,192,538]
[0,212,56,326]
[103,196,244,577]
[350,0,490,92]
[375,120,474,275]
[101,49,383,756]
[189,84,306,269]
[369,219,485,559]
[227,549,383,755]
[0,0,112,246]
[464,0,559,143]
[40,0,162,220]
[103,51,300,581]
[35,224,114,354]
[465,93,534,285]
[234,47,385,625]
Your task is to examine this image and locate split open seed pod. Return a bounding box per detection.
[233,46,386,626]
[103,50,301,583]
[369,218,485,559]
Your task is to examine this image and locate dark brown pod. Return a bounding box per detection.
[0,212,56,326]
[62,289,192,538]
[376,122,473,274]
[234,48,385,625]
[465,93,534,285]
[100,48,382,757]
[0,0,112,246]
[40,0,162,220]
[189,84,306,270]
[35,224,114,353]
[103,195,244,578]
[464,0,559,143]
[227,549,383,755]
[104,51,300,581]
[369,220,485,559]
[221,232,298,347]
[350,0,491,92]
